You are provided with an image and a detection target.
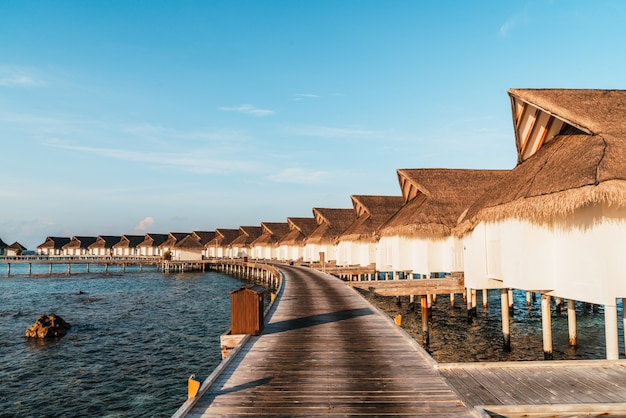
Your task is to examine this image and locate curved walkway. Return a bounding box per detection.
[183,265,473,417]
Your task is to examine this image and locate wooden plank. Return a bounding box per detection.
[350,277,465,296]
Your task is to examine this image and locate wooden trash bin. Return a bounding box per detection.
[230,285,266,336]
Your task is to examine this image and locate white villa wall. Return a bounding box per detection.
[463,204,626,305]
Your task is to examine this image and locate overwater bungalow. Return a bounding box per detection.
[251,222,290,260]
[229,226,263,259]
[36,237,71,256]
[172,235,205,260]
[276,217,318,262]
[0,238,7,256]
[88,235,122,256]
[112,235,145,256]
[137,233,169,257]
[158,233,191,256]
[377,169,507,279]
[336,195,404,268]
[6,242,26,256]
[456,88,626,360]
[304,208,355,263]
[191,231,216,258]
[62,236,98,256]
[206,229,239,258]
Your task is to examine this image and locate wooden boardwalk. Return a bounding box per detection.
[439,360,626,416]
[178,265,472,417]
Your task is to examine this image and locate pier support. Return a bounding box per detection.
[541,294,553,360]
[526,291,532,307]
[567,299,577,346]
[605,302,619,360]
[508,288,514,315]
[482,289,488,309]
[421,295,429,346]
[500,288,511,352]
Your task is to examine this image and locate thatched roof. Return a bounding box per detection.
[174,235,205,249]
[160,233,191,249]
[138,233,169,248]
[207,229,240,247]
[192,231,215,245]
[379,169,508,239]
[37,237,71,250]
[7,242,26,251]
[456,89,626,235]
[276,217,318,246]
[251,222,290,246]
[113,235,145,249]
[339,195,404,242]
[306,208,355,245]
[0,238,7,249]
[89,236,122,249]
[63,236,98,250]
[230,226,263,247]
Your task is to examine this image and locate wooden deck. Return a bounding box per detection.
[439,360,626,416]
[177,265,473,417]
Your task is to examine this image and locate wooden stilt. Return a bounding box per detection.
[28,263,32,275]
[555,297,564,314]
[482,289,488,309]
[567,299,577,347]
[471,289,477,316]
[427,294,433,308]
[450,293,455,308]
[526,291,532,307]
[466,288,473,323]
[432,293,437,304]
[501,288,511,352]
[508,288,514,315]
[7,263,10,276]
[421,295,429,346]
[541,294,553,360]
[67,263,71,275]
[605,302,619,360]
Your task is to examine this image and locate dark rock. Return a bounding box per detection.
[25,314,72,339]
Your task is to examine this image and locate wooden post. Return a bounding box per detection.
[526,291,532,307]
[508,288,514,315]
[567,299,577,346]
[49,263,52,274]
[67,263,71,275]
[501,288,511,352]
[450,293,455,308]
[605,302,619,360]
[482,289,488,309]
[7,263,10,276]
[466,288,473,323]
[555,297,564,314]
[427,294,433,308]
[471,289,477,316]
[541,294,553,360]
[86,263,89,273]
[421,295,429,346]
[28,263,32,275]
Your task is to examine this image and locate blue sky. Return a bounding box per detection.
[2,0,626,249]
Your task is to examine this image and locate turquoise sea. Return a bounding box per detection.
[0,266,250,417]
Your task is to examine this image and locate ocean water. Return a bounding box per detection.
[0,268,251,418]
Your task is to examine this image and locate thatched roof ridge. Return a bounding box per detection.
[208,229,240,247]
[306,208,355,245]
[113,235,145,248]
[138,233,169,248]
[160,232,191,248]
[340,195,404,242]
[276,217,318,246]
[63,236,98,249]
[37,237,71,250]
[89,235,122,249]
[174,235,205,249]
[456,89,626,236]
[379,169,508,239]
[192,231,215,245]
[8,242,27,251]
[230,226,263,247]
[252,222,290,246]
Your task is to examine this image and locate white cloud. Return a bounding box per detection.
[0,66,45,87]
[135,216,155,231]
[499,13,529,37]
[43,138,263,174]
[291,93,320,101]
[218,104,275,117]
[267,168,330,185]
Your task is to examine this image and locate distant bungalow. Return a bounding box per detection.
[206,229,239,258]
[456,88,626,360]
[0,238,7,256]
[88,235,122,256]
[336,195,404,268]
[159,233,190,256]
[251,222,290,260]
[36,237,71,255]
[138,233,169,257]
[229,226,263,258]
[304,208,355,263]
[276,217,318,262]
[113,235,145,256]
[6,242,26,256]
[172,234,204,261]
[377,169,506,278]
[62,236,98,256]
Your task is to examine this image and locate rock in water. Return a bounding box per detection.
[25,314,72,339]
